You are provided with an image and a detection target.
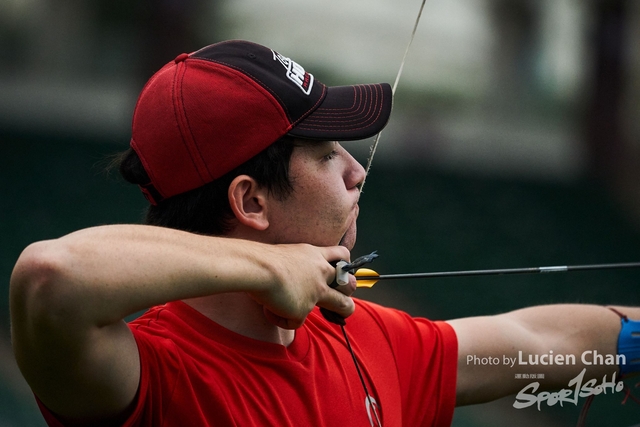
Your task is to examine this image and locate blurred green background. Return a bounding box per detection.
[2,0,640,426]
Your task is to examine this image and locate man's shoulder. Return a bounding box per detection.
[351,298,415,326]
[349,298,456,346]
[127,301,205,349]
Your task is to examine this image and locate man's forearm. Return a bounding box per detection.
[10,223,355,330]
[505,304,638,387]
[11,224,279,328]
[452,303,639,406]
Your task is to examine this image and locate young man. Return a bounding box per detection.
[10,40,640,426]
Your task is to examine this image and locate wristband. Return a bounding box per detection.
[618,316,640,376]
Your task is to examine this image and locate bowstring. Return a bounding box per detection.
[341,3,427,426]
[360,0,427,195]
[341,325,382,426]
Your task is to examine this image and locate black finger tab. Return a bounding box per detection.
[320,307,346,325]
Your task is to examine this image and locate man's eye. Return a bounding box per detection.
[323,150,338,161]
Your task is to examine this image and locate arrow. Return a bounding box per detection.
[354,262,640,288]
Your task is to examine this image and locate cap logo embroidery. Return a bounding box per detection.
[272,50,314,95]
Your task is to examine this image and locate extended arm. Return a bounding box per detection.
[10,224,353,421]
[449,304,639,406]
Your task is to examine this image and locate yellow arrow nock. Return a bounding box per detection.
[355,268,380,288]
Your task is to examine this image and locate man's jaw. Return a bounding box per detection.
[338,215,358,250]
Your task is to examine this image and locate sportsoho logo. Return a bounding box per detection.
[272,51,314,95]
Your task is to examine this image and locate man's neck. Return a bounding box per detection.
[182,293,295,346]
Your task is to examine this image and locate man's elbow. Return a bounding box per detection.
[10,240,76,341]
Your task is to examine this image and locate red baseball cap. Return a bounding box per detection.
[130,40,393,204]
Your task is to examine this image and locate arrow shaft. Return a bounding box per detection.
[356,262,640,281]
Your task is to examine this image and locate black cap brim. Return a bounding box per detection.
[288,83,392,141]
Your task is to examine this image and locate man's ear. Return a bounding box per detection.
[228,175,270,231]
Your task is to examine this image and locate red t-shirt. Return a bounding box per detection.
[38,299,457,426]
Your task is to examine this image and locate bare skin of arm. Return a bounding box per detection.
[450,304,639,406]
[10,224,355,421]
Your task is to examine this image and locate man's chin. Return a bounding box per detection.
[338,226,357,250]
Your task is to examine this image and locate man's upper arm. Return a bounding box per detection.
[10,241,141,423]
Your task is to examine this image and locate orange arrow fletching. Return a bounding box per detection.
[355,268,380,288]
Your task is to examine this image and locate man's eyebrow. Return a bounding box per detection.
[293,140,336,153]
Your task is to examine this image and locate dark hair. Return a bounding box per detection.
[117,136,296,235]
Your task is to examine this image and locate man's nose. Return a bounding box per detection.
[346,153,366,190]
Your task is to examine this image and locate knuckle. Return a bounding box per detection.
[337,295,354,312]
